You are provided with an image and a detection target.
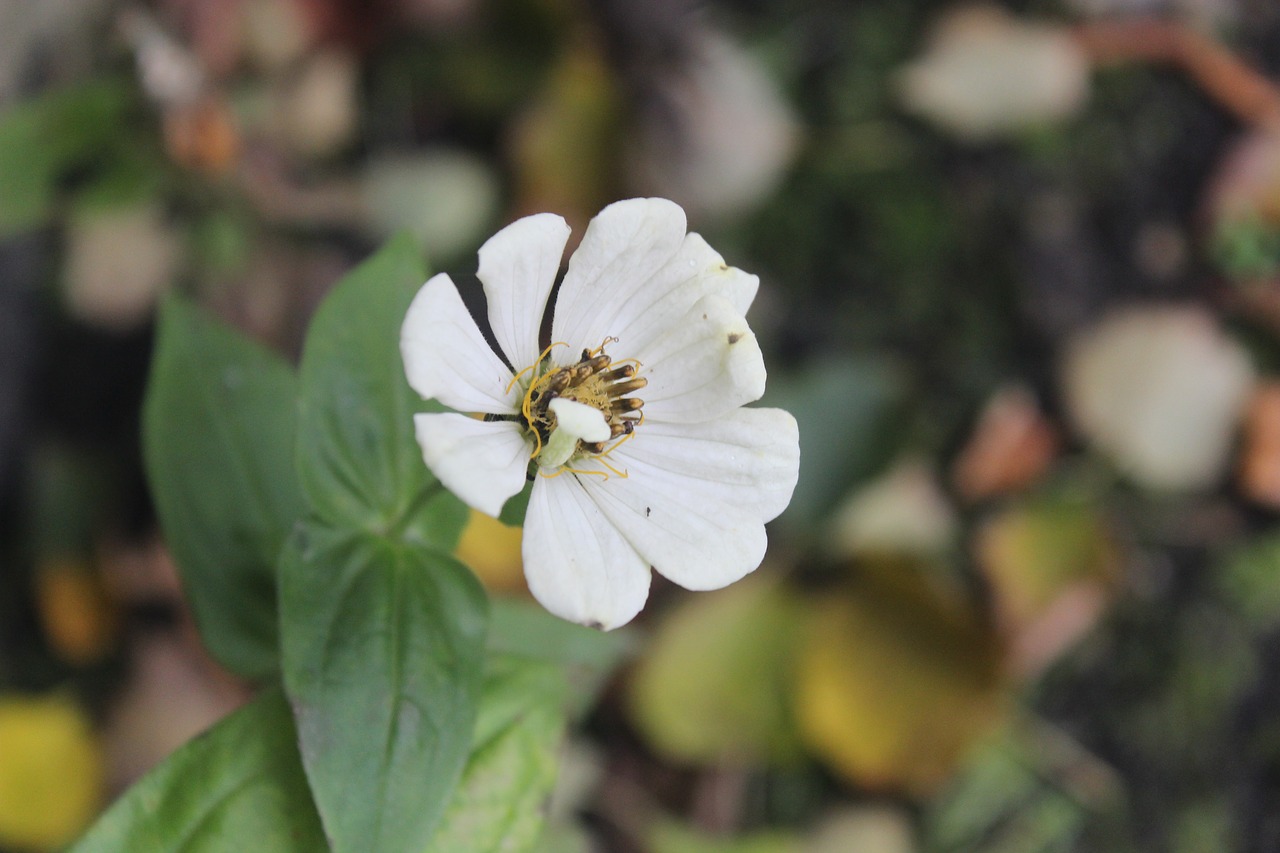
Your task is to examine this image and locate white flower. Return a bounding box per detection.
[401,198,799,629]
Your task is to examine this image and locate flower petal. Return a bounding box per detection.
[635,294,767,423]
[579,457,768,592]
[477,212,571,369]
[402,273,519,414]
[551,198,687,353]
[582,232,760,359]
[523,475,651,630]
[611,407,799,522]
[413,413,529,517]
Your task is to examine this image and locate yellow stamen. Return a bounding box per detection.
[505,341,568,395]
[587,336,619,358]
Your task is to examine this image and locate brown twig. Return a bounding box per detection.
[1073,19,1280,130]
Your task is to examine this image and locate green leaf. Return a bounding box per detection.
[295,235,468,550]
[498,481,533,527]
[280,522,489,853]
[1216,533,1280,632]
[761,356,908,532]
[142,297,303,679]
[486,598,633,665]
[67,688,325,852]
[487,598,635,716]
[629,574,805,764]
[921,721,1130,853]
[0,79,135,235]
[425,655,568,852]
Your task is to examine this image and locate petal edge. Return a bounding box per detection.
[478,213,570,369]
[523,475,651,630]
[401,274,519,414]
[413,413,529,517]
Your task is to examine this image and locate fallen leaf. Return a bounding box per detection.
[1238,381,1280,507]
[795,564,1006,795]
[630,572,805,765]
[974,501,1117,676]
[897,4,1089,141]
[62,201,183,331]
[829,457,957,559]
[1061,304,1255,492]
[952,386,1059,502]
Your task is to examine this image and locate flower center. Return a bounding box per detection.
[513,339,646,472]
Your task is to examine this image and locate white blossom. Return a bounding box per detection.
[401,198,799,629]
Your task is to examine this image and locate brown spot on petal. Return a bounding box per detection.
[727,332,743,344]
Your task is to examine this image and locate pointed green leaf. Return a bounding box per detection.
[142,298,302,679]
[68,688,325,852]
[487,598,634,715]
[425,655,568,852]
[280,521,488,853]
[295,235,467,549]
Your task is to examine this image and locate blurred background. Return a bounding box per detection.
[5,0,1280,850]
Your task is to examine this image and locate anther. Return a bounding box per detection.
[583,441,607,454]
[544,370,571,394]
[608,377,648,397]
[584,354,611,373]
[601,364,635,382]
[565,356,611,388]
[611,398,644,413]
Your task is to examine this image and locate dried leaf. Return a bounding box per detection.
[630,573,804,765]
[897,5,1089,141]
[974,501,1117,676]
[1061,305,1255,492]
[952,386,1058,502]
[795,564,1006,794]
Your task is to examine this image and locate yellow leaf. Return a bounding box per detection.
[0,695,102,851]
[795,564,1006,794]
[630,573,804,765]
